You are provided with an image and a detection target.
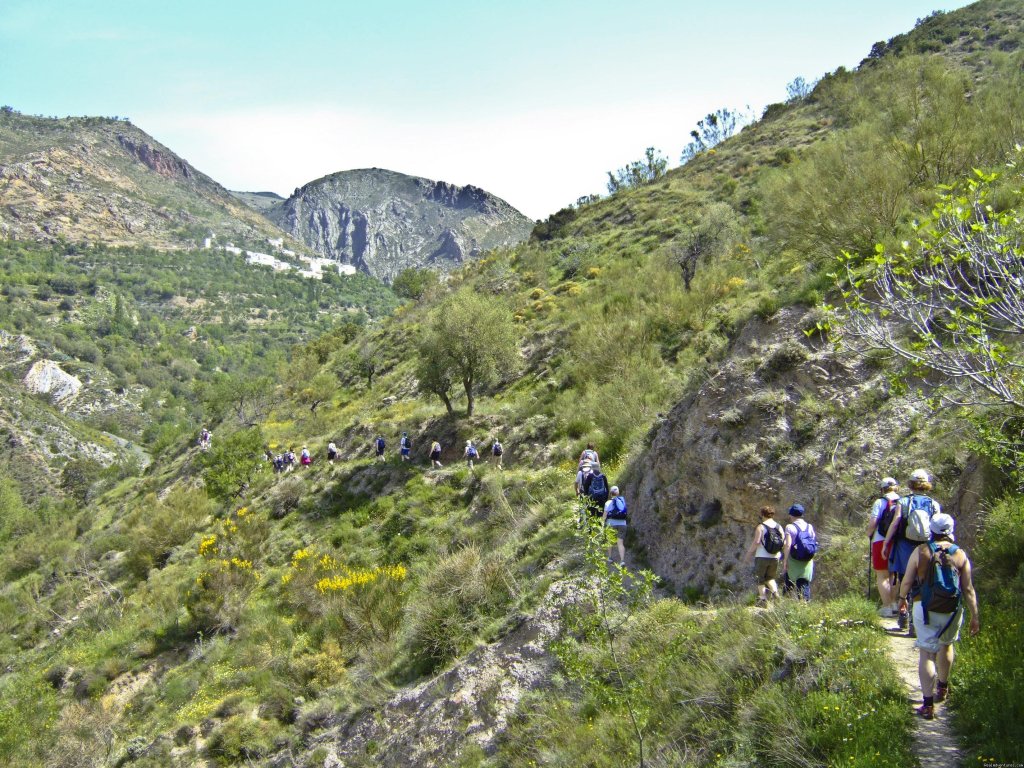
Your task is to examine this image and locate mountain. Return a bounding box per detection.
[2,2,1024,767]
[265,168,534,283]
[0,110,299,251]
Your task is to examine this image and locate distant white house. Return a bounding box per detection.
[211,237,358,280]
[267,237,284,249]
[224,245,243,256]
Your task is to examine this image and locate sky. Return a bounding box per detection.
[1,0,974,220]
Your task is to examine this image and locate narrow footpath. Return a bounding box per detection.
[882,621,962,768]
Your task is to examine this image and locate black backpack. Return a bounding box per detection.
[587,472,609,504]
[762,523,784,555]
[876,497,898,541]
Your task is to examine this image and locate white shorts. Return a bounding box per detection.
[912,601,962,653]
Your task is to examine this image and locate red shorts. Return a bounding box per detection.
[871,540,889,571]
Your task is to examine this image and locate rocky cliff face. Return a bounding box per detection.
[623,307,984,598]
[0,111,296,249]
[268,168,534,283]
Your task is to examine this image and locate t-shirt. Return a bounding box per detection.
[755,520,782,559]
[785,518,814,547]
[870,493,899,543]
[604,498,627,527]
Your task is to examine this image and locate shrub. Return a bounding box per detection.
[207,715,280,765]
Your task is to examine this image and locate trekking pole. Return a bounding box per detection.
[866,538,872,601]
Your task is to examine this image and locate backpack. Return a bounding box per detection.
[492,441,503,456]
[762,523,784,555]
[789,520,818,561]
[467,445,478,459]
[920,542,961,624]
[587,472,609,504]
[902,495,934,542]
[375,437,385,452]
[608,495,628,520]
[401,436,411,450]
[876,497,898,541]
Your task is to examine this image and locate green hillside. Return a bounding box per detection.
[2,2,1024,766]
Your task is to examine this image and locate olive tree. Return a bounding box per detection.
[417,289,518,416]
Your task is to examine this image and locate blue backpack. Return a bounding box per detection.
[790,521,818,562]
[607,495,627,520]
[587,472,609,504]
[920,542,961,625]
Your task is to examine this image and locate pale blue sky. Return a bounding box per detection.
[1,1,973,218]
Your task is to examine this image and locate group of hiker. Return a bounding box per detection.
[373,434,504,470]
[868,469,980,720]
[265,446,313,473]
[574,444,629,566]
[741,467,980,720]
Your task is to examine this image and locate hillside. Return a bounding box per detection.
[1,2,1024,767]
[0,110,300,252]
[268,168,534,283]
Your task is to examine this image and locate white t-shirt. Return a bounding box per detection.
[870,494,899,543]
[755,520,782,559]
[604,497,627,527]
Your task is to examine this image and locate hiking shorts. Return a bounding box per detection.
[912,601,962,652]
[754,557,779,583]
[871,540,888,571]
[608,523,627,540]
[401,447,410,456]
[889,538,917,578]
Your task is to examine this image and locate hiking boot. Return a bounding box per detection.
[935,681,948,703]
[908,621,917,639]
[897,608,908,630]
[916,704,934,720]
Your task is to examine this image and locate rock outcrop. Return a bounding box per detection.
[23,359,82,406]
[268,168,534,283]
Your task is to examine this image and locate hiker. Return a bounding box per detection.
[198,428,212,451]
[883,468,942,634]
[283,449,296,473]
[781,503,817,601]
[273,454,285,474]
[575,460,595,497]
[578,443,600,469]
[602,485,628,566]
[743,505,784,606]
[300,446,312,467]
[897,513,980,720]
[327,441,338,464]
[491,438,504,469]
[584,464,610,516]
[374,435,386,462]
[869,477,900,616]
[464,440,479,470]
[400,432,411,461]
[429,439,443,468]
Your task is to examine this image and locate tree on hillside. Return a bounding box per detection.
[670,202,739,290]
[680,107,752,163]
[200,427,265,502]
[836,161,1024,411]
[417,289,519,416]
[606,148,669,195]
[202,373,275,427]
[392,268,439,301]
[786,76,816,102]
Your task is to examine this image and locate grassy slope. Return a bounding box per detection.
[2,1,1024,765]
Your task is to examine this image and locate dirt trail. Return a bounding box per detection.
[882,621,962,768]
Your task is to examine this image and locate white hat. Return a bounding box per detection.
[581,460,593,470]
[879,477,898,490]
[910,468,930,484]
[930,512,955,537]
[610,486,619,494]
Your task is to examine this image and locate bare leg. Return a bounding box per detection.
[616,538,625,563]
[936,644,954,686]
[767,579,779,598]
[875,570,892,605]
[919,650,938,698]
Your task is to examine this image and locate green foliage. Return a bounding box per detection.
[199,427,266,502]
[952,494,1024,761]
[681,106,753,162]
[123,487,216,579]
[391,267,439,301]
[607,147,669,194]
[417,288,519,415]
[0,673,60,764]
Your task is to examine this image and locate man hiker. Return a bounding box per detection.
[327,441,338,464]
[374,435,386,462]
[575,460,595,497]
[782,503,817,601]
[464,440,479,470]
[583,463,609,516]
[578,443,600,469]
[883,468,942,635]
[743,505,783,606]
[491,438,504,469]
[602,485,628,566]
[898,512,980,720]
[869,477,900,616]
[400,432,411,462]
[429,440,443,468]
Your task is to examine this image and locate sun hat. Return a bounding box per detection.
[910,468,931,484]
[930,512,955,537]
[879,477,898,490]
[610,486,619,494]
[788,503,805,516]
